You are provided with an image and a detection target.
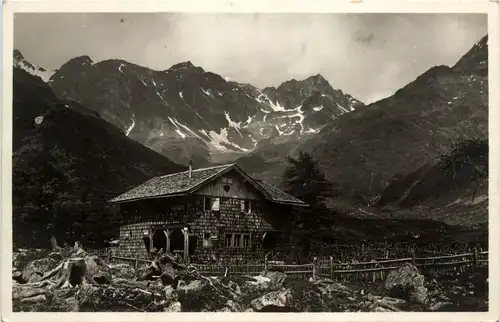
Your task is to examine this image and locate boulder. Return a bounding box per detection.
[217,300,242,312]
[177,279,208,293]
[384,264,426,301]
[109,263,135,279]
[362,294,409,312]
[410,286,429,305]
[20,294,46,305]
[313,279,352,298]
[159,263,177,286]
[244,275,271,292]
[250,288,293,311]
[260,270,287,289]
[176,279,230,312]
[84,256,112,284]
[21,257,58,283]
[164,301,182,312]
[13,285,47,300]
[12,270,23,283]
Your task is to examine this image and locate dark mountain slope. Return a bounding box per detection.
[12,67,185,248]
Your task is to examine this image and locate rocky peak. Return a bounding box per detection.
[58,55,94,72]
[13,49,24,61]
[167,61,205,74]
[452,34,488,76]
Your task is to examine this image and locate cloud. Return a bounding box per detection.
[14,13,486,103]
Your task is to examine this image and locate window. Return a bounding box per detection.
[234,234,241,247]
[203,233,212,248]
[204,197,220,212]
[225,233,251,248]
[243,234,251,248]
[240,200,252,214]
[224,234,232,248]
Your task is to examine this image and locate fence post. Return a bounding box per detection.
[472,247,478,273]
[264,253,269,271]
[329,256,333,279]
[312,257,317,281]
[134,258,139,278]
[411,251,416,266]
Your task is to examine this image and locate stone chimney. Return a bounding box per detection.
[188,160,193,178]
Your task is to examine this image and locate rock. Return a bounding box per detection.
[109,263,135,279]
[159,263,177,286]
[429,301,454,311]
[225,280,242,296]
[363,295,408,312]
[137,263,159,281]
[21,257,58,283]
[222,300,241,312]
[27,274,42,283]
[244,275,271,292]
[76,284,99,310]
[250,288,293,311]
[384,263,425,300]
[177,279,208,293]
[313,279,352,297]
[450,285,466,296]
[48,252,64,262]
[409,286,429,305]
[12,270,23,282]
[85,256,112,284]
[20,294,46,305]
[176,279,228,312]
[13,285,46,300]
[164,285,177,301]
[260,270,287,289]
[164,301,182,312]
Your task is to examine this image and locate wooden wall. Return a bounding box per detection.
[194,171,262,200]
[114,182,294,262]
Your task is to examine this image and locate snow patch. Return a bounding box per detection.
[167,117,201,139]
[16,60,54,83]
[151,80,169,106]
[118,63,125,73]
[206,128,250,152]
[125,114,136,136]
[179,91,184,99]
[256,92,285,112]
[201,88,212,97]
[225,111,243,136]
[305,127,321,134]
[244,116,253,126]
[336,103,350,114]
[175,129,187,139]
[313,105,324,112]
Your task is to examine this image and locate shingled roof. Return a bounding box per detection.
[108,163,307,207]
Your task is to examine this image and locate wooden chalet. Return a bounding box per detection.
[108,163,308,262]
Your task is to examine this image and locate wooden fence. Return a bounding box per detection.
[103,250,488,282]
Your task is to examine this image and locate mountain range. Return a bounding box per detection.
[12,34,488,230]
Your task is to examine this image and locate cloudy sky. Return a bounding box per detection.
[14,13,486,103]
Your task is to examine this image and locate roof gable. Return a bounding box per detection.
[108,163,307,207]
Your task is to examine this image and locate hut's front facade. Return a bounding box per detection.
[108,163,307,263]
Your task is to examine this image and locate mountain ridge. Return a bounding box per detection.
[14,49,365,166]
